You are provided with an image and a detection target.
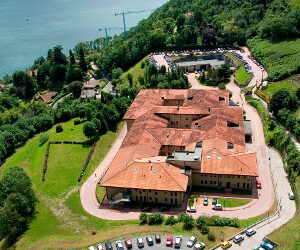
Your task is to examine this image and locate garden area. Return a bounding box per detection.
[225,52,252,85]
[261,78,299,99]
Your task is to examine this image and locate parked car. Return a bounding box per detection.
[246,228,256,236]
[97,243,103,250]
[194,242,205,249]
[155,233,161,243]
[203,197,208,206]
[220,241,232,249]
[116,240,124,250]
[288,192,295,200]
[260,241,274,250]
[187,206,197,212]
[141,207,151,212]
[212,198,218,205]
[158,206,169,211]
[212,204,223,210]
[233,234,244,244]
[187,236,197,247]
[137,237,144,248]
[254,247,264,250]
[256,180,262,189]
[105,241,113,250]
[174,236,182,248]
[89,246,95,250]
[124,238,132,248]
[166,235,173,246]
[146,235,153,246]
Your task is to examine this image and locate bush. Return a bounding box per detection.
[196,216,206,229]
[139,212,147,224]
[56,124,63,133]
[147,212,164,225]
[218,83,226,90]
[188,195,197,206]
[165,215,177,225]
[206,216,240,228]
[201,225,209,234]
[183,215,194,230]
[207,232,216,242]
[178,212,189,222]
[39,133,49,146]
[74,119,81,125]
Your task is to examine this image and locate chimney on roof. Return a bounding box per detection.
[150,164,153,170]
[148,160,151,163]
[208,106,211,112]
[177,105,179,111]
[159,174,162,179]
[161,96,165,100]
[167,133,170,138]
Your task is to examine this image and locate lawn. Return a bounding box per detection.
[96,185,106,204]
[261,79,299,99]
[268,177,300,249]
[225,52,253,85]
[217,198,252,208]
[118,55,148,90]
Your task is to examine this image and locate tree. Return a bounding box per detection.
[56,124,63,133]
[83,121,97,139]
[268,88,292,116]
[0,167,36,240]
[49,64,66,84]
[176,14,186,30]
[127,73,133,86]
[196,216,206,229]
[112,67,123,79]
[53,45,67,65]
[68,81,83,98]
[66,64,83,83]
[165,215,177,225]
[69,50,76,64]
[183,215,194,229]
[79,47,88,73]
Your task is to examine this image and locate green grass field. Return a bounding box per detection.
[261,79,299,98]
[118,56,148,89]
[225,52,253,85]
[218,198,251,208]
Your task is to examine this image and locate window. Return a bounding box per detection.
[243,176,246,179]
[136,196,138,201]
[165,198,168,202]
[227,121,239,128]
[232,176,234,178]
[187,96,193,100]
[171,192,173,196]
[238,175,240,179]
[155,192,158,195]
[143,190,146,193]
[149,197,152,201]
[210,181,212,184]
[175,199,177,204]
[227,142,234,149]
[149,190,151,193]
[214,181,216,184]
[175,192,177,196]
[247,183,250,189]
[205,180,207,184]
[219,97,225,101]
[139,191,142,194]
[171,198,173,204]
[243,183,246,188]
[201,180,203,184]
[144,196,146,202]
[228,175,231,178]
[140,196,142,201]
[155,197,158,202]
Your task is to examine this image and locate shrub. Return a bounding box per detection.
[56,124,63,133]
[206,216,240,228]
[147,212,164,225]
[74,119,81,125]
[218,83,226,90]
[188,195,197,206]
[201,225,209,234]
[196,216,206,229]
[178,212,189,222]
[183,215,194,230]
[165,215,177,225]
[207,232,216,242]
[39,133,49,146]
[139,212,147,224]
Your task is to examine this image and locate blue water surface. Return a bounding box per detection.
[0,0,168,77]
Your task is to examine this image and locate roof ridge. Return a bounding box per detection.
[101,161,134,185]
[159,162,186,191]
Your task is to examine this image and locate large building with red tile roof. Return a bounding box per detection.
[101,89,257,205]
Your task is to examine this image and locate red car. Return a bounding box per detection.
[166,235,173,247]
[256,180,262,189]
[124,238,132,248]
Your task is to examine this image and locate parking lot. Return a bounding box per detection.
[89,235,205,250]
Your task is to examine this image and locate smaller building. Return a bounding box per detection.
[40,91,57,103]
[80,78,101,100]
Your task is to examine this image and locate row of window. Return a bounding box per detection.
[137,190,177,196]
[198,181,250,189]
[199,174,249,180]
[135,196,178,204]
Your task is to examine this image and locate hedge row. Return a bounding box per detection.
[42,142,51,181]
[78,142,97,182]
[247,96,300,207]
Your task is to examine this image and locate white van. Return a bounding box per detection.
[288,192,295,200]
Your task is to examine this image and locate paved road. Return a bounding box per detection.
[215,148,296,250]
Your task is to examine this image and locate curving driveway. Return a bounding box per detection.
[80,49,295,229]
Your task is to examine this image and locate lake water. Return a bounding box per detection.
[0,0,168,77]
